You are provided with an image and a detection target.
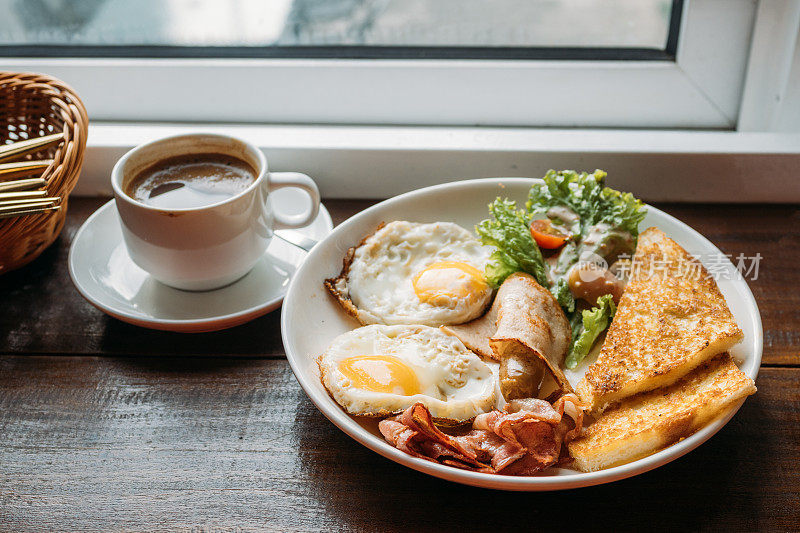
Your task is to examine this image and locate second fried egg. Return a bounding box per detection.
[318,324,496,422]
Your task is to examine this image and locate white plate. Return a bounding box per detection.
[281,178,762,491]
[70,190,333,333]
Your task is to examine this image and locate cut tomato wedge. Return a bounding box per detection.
[530,219,568,249]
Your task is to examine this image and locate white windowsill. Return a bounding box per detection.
[75,122,800,203]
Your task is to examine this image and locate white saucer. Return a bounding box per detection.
[69,190,333,332]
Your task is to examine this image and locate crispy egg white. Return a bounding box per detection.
[345,221,493,326]
[318,325,496,422]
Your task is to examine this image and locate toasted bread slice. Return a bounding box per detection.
[577,227,743,412]
[568,353,755,472]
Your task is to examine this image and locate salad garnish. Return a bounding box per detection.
[476,169,647,368]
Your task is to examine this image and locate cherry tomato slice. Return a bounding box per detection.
[530,219,568,249]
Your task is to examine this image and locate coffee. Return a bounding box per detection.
[125,153,256,209]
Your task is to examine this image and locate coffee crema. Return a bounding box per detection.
[125,153,257,209]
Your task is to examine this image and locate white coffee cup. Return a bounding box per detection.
[111,133,320,291]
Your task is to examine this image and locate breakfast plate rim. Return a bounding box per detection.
[69,198,333,333]
[281,177,762,491]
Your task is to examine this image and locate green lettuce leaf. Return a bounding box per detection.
[475,198,548,288]
[565,294,617,369]
[526,169,647,238]
[551,277,575,314]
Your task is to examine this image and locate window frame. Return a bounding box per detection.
[1,1,757,129]
[75,122,800,202]
[3,0,799,203]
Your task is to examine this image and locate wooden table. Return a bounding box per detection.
[1,197,798,532]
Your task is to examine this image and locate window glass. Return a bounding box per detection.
[0,0,679,59]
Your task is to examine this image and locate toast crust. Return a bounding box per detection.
[577,227,744,411]
[569,353,756,472]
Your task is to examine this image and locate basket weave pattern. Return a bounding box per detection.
[0,71,88,273]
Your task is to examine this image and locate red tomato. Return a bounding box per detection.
[530,219,568,249]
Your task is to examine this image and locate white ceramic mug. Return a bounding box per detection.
[111,133,320,291]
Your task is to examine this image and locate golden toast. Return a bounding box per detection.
[569,352,755,472]
[577,227,743,412]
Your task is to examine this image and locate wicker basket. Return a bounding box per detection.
[0,71,88,274]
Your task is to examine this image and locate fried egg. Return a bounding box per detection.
[327,221,494,326]
[318,325,496,422]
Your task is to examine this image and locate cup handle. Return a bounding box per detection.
[268,172,321,229]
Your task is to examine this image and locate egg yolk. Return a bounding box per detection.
[338,356,421,396]
[412,261,488,306]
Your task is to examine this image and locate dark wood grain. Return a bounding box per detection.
[0,198,378,359]
[1,357,797,532]
[1,198,797,365]
[656,204,800,366]
[1,197,799,531]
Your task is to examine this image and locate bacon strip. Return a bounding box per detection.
[378,404,490,471]
[378,394,586,476]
